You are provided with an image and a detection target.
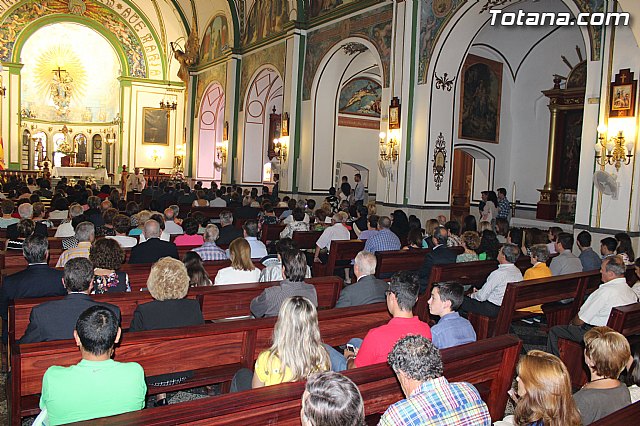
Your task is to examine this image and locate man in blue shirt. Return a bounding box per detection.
[428,281,476,349]
[364,216,401,254]
[577,230,602,272]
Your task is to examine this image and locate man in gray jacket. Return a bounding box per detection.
[335,251,387,308]
[549,232,583,276]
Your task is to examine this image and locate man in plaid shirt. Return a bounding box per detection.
[379,335,490,426]
[496,188,511,220]
[364,216,401,253]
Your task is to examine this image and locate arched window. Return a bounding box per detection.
[74,134,88,164]
[33,131,47,169]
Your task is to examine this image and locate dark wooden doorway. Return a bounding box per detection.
[451,149,474,223]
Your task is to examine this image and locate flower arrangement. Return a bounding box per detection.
[56,142,75,156]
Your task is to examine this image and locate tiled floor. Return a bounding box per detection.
[3,317,548,425]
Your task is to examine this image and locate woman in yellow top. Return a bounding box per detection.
[523,244,552,280]
[231,296,330,391]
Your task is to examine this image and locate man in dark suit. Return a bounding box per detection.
[0,235,65,343]
[18,257,120,343]
[84,196,105,227]
[6,203,47,239]
[335,251,388,308]
[216,210,243,245]
[418,226,458,293]
[128,219,179,264]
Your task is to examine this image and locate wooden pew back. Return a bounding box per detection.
[260,223,285,244]
[374,248,430,277]
[70,335,522,425]
[292,231,322,250]
[9,277,343,341]
[9,303,391,424]
[313,239,364,277]
[472,271,595,339]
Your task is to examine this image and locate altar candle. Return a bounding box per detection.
[511,182,516,203]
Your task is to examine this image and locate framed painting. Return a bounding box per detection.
[610,69,637,117]
[338,77,382,118]
[459,54,503,144]
[143,108,170,145]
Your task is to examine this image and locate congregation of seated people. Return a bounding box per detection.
[1,176,640,424]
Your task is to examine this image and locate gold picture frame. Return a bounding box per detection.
[281,112,290,136]
[142,107,170,145]
[388,97,401,130]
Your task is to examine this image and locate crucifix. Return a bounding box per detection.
[52,66,67,79]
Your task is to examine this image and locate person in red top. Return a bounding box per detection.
[326,271,431,371]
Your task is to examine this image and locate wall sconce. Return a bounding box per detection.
[273,136,288,162]
[216,140,228,164]
[379,130,399,163]
[596,123,634,170]
[87,129,92,134]
[106,134,116,145]
[152,149,160,163]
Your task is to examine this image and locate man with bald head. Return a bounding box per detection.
[128,219,178,264]
[335,251,388,308]
[163,207,184,235]
[7,203,47,239]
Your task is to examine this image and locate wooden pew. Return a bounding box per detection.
[9,276,344,343]
[8,303,391,425]
[467,271,597,339]
[260,223,285,244]
[590,401,640,425]
[414,260,499,322]
[374,246,464,278]
[292,231,322,250]
[70,335,522,425]
[0,249,62,269]
[313,239,364,277]
[559,301,640,388]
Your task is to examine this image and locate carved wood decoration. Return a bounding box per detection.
[432,132,447,190]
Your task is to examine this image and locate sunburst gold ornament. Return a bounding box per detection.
[34,45,87,115]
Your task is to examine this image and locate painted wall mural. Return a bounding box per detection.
[309,0,360,18]
[338,77,382,118]
[303,4,393,101]
[0,0,150,78]
[200,14,230,64]
[239,42,286,110]
[418,0,465,85]
[243,0,289,46]
[196,62,227,117]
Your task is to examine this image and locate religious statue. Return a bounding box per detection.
[171,18,199,85]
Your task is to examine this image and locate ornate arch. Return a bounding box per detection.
[0,0,167,79]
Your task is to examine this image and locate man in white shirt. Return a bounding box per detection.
[126,168,146,192]
[163,207,184,235]
[460,244,523,318]
[55,204,85,238]
[242,220,268,259]
[313,212,350,264]
[353,173,365,207]
[546,255,638,356]
[209,190,227,207]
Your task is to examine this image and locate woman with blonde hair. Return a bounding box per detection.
[129,257,204,405]
[214,238,261,285]
[573,326,632,424]
[496,350,581,426]
[231,296,330,391]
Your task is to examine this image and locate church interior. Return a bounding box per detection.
[1,0,640,424]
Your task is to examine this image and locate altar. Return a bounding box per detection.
[52,166,108,181]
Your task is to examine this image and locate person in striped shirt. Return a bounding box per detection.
[379,335,490,426]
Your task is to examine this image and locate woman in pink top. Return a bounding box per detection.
[174,217,204,246]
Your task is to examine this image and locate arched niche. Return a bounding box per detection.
[309,37,385,192]
[420,0,591,207]
[197,82,225,182]
[242,66,283,184]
